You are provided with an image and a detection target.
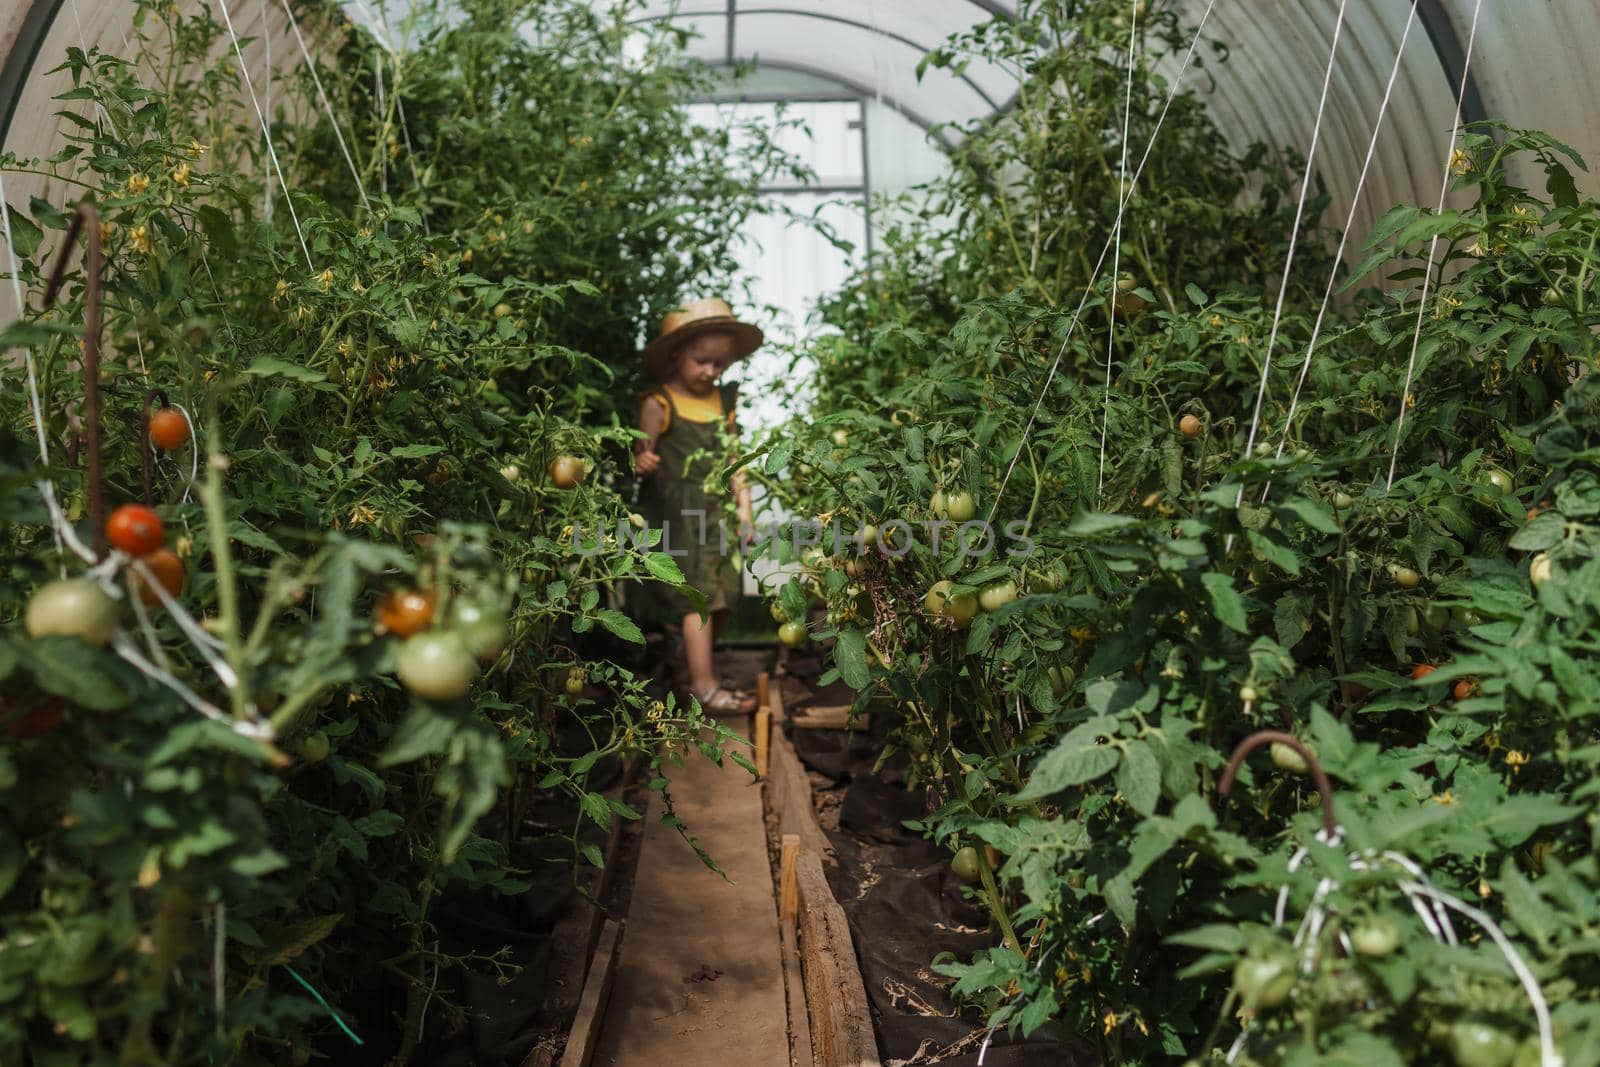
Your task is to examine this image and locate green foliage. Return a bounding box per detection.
[0,0,777,1060]
[758,1,1600,1063]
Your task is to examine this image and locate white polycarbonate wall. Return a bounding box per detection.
[6,0,1600,313]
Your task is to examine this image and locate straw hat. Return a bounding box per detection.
[640,297,764,380]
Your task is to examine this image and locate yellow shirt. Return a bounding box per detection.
[649,386,725,431]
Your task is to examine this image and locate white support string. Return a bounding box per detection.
[214,0,314,270]
[1096,1,1141,503]
[1236,0,1350,488]
[260,0,275,224]
[985,0,1219,526]
[1268,0,1422,480]
[277,0,372,212]
[1387,0,1484,489]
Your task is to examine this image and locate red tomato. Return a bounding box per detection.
[132,549,185,606]
[1453,679,1478,701]
[107,504,165,556]
[147,408,189,451]
[4,701,65,739]
[1411,664,1437,681]
[377,589,436,637]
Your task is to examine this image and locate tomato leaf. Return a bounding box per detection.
[29,638,138,711]
[595,609,644,644]
[1200,572,1249,633]
[1116,740,1162,816]
[244,356,325,382]
[1012,740,1120,802]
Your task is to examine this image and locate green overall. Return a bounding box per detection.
[633,383,740,624]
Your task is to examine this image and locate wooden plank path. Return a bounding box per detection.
[590,712,790,1067]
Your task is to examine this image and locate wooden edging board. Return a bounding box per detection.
[760,672,881,1067]
[556,919,623,1067]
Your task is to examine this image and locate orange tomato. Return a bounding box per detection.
[1411,664,1437,681]
[1179,414,1203,439]
[148,407,189,451]
[1453,679,1478,701]
[377,589,436,637]
[132,549,185,606]
[107,504,165,556]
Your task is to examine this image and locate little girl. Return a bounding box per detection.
[634,298,760,715]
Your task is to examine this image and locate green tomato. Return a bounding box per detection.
[1350,917,1398,958]
[450,601,509,663]
[1452,606,1485,629]
[1270,741,1311,775]
[978,581,1018,612]
[769,600,787,623]
[297,731,330,764]
[396,632,478,701]
[942,588,979,627]
[1403,605,1422,637]
[564,668,587,697]
[1333,491,1355,509]
[1047,665,1075,697]
[1423,602,1451,633]
[1232,957,1295,1010]
[1530,553,1553,587]
[831,428,849,447]
[859,523,880,547]
[1480,466,1516,497]
[1448,1018,1518,1067]
[951,846,981,883]
[26,579,121,647]
[930,490,948,518]
[778,621,807,648]
[946,491,977,522]
[1391,565,1422,589]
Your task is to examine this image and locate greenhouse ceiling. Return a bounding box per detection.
[2,1,1599,259]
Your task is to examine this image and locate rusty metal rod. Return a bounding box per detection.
[1218,729,1338,837]
[40,201,105,560]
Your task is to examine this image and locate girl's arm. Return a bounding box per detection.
[635,396,666,476]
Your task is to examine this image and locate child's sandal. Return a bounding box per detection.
[696,686,756,716]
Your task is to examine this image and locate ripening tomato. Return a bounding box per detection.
[26,579,120,646]
[4,701,65,739]
[107,504,165,556]
[147,407,189,451]
[1390,565,1421,589]
[377,589,436,637]
[131,548,185,606]
[550,455,586,489]
[1178,414,1203,439]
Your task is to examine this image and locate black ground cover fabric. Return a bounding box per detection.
[784,657,1094,1066]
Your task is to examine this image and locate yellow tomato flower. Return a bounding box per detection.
[129,224,153,253]
[171,162,191,188]
[127,173,150,195]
